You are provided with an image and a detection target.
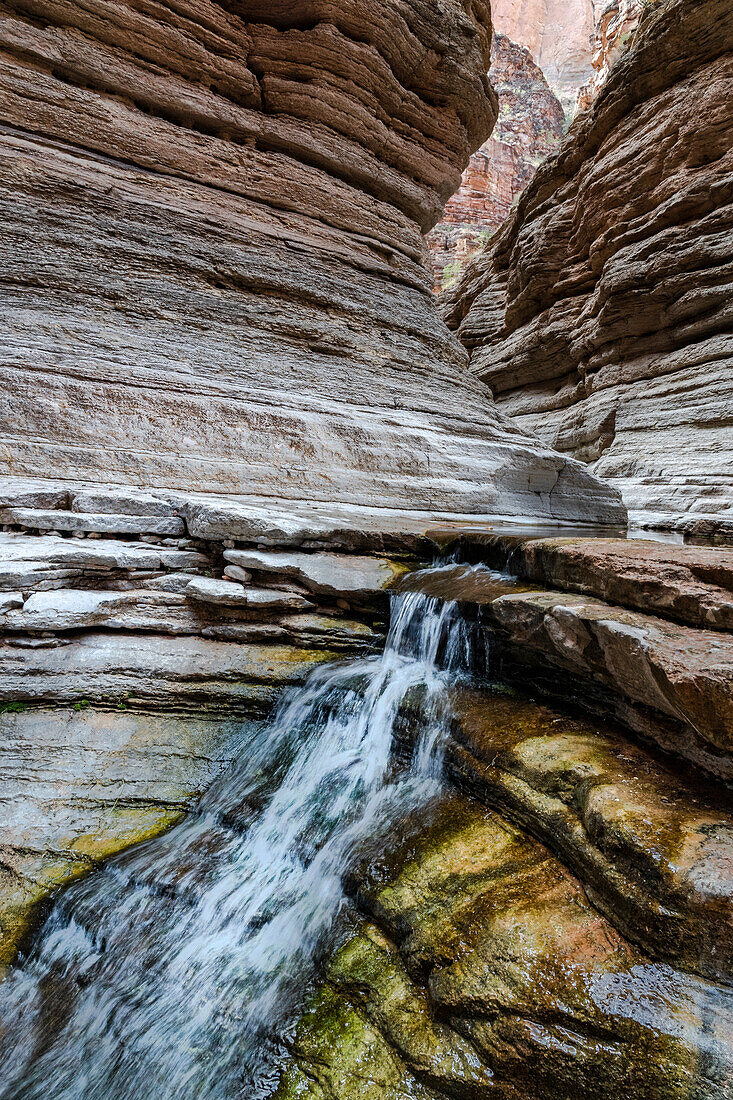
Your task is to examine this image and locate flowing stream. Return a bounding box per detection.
[0,585,483,1099]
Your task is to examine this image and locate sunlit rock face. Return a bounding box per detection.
[576,0,658,113]
[445,0,733,535]
[491,0,596,115]
[0,0,623,527]
[427,34,565,292]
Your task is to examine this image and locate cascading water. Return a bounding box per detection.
[0,585,484,1100]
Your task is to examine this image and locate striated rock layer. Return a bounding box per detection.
[0,0,622,529]
[575,0,655,113]
[427,34,565,292]
[446,0,733,534]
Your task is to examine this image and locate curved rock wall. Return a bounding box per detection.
[446,0,733,534]
[0,0,623,528]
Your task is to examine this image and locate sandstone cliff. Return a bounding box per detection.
[576,0,657,113]
[491,0,596,115]
[0,0,623,529]
[427,34,565,292]
[445,0,733,535]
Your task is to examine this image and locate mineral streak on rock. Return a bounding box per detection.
[278,795,733,1099]
[427,33,566,292]
[445,0,733,532]
[0,0,622,527]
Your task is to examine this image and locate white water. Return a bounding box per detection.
[0,589,480,1099]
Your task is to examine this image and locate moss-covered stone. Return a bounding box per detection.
[278,795,733,1099]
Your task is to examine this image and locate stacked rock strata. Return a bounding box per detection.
[575,0,658,113]
[445,0,733,536]
[427,34,566,292]
[491,0,597,115]
[279,537,733,1099]
[0,481,410,965]
[0,0,623,527]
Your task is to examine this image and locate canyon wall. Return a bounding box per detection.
[576,1,653,112]
[427,34,565,291]
[446,0,733,534]
[0,0,623,528]
[491,0,596,115]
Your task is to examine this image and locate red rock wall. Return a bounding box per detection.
[427,34,565,292]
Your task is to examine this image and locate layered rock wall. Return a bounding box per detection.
[491,0,596,115]
[446,0,733,533]
[0,0,623,528]
[576,0,659,113]
[427,34,565,291]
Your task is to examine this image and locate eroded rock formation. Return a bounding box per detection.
[427,34,565,291]
[576,0,655,113]
[0,0,623,528]
[278,538,733,1098]
[446,0,733,534]
[491,0,596,114]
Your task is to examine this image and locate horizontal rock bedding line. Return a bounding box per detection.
[397,562,733,782]
[0,477,626,550]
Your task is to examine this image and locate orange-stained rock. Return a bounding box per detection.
[491,0,597,115]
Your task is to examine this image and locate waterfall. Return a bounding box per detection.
[0,587,479,1100]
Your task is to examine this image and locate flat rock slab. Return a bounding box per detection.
[481,535,733,631]
[0,532,207,572]
[393,561,530,603]
[0,632,334,710]
[486,589,733,779]
[223,549,409,598]
[70,489,178,517]
[0,508,184,537]
[0,588,237,636]
[186,576,313,611]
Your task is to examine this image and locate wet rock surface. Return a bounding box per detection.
[278,795,733,1099]
[446,0,733,531]
[0,707,254,966]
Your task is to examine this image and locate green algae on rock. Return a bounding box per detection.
[279,796,733,1099]
[444,686,733,982]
